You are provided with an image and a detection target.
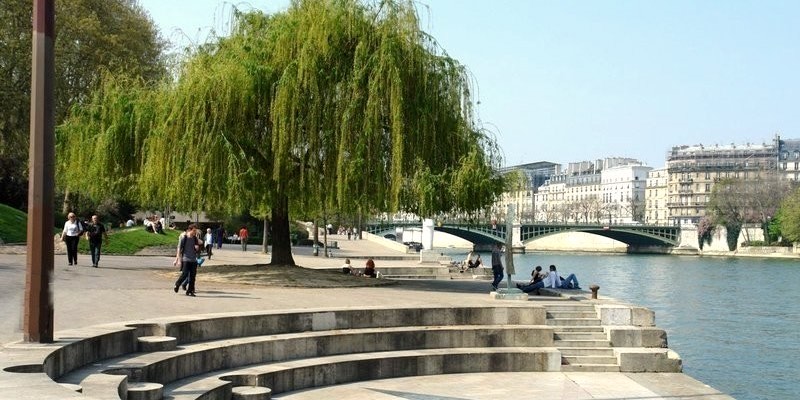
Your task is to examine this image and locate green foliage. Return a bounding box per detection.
[0,0,167,209]
[0,203,28,243]
[77,226,180,255]
[725,222,741,251]
[778,187,800,243]
[58,0,504,263]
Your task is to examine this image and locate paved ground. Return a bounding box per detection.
[0,235,733,399]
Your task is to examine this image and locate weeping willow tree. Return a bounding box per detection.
[58,0,504,266]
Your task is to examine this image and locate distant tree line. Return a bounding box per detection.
[0,0,166,212]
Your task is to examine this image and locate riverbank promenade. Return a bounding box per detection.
[0,236,732,399]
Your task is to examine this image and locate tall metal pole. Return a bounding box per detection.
[24,0,56,343]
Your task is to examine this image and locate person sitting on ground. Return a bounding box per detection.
[341,258,354,275]
[363,258,377,278]
[125,218,135,227]
[544,264,581,289]
[470,254,482,268]
[516,265,546,293]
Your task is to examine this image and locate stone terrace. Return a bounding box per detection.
[0,235,732,399]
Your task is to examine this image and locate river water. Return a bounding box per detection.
[451,251,800,400]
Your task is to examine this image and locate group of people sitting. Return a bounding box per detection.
[143,216,165,234]
[516,264,580,293]
[341,258,380,278]
[458,251,483,272]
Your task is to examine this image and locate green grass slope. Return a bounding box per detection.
[0,203,27,244]
[1,203,181,253]
[78,227,180,254]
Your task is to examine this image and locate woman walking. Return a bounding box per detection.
[61,213,84,266]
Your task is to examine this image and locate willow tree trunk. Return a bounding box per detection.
[270,194,295,266]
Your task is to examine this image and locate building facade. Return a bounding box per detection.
[533,158,649,224]
[644,168,669,225]
[665,140,779,225]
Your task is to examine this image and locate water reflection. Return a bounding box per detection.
[444,250,800,400]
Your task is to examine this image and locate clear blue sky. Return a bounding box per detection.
[137,0,800,168]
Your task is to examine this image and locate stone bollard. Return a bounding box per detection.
[589,284,600,299]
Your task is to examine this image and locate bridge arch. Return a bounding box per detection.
[365,223,681,248]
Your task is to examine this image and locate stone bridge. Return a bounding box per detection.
[365,222,683,250]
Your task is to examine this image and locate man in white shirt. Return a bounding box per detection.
[545,265,581,289]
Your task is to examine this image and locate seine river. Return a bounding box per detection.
[513,253,800,400]
[452,251,800,400]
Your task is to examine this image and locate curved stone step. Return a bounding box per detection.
[60,324,555,388]
[165,347,561,399]
[127,382,164,400]
[137,336,177,352]
[232,385,271,399]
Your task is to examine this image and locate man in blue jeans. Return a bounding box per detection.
[545,264,581,289]
[491,243,504,291]
[85,215,108,268]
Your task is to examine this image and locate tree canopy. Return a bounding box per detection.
[0,0,166,209]
[777,187,800,243]
[707,175,792,249]
[58,0,505,265]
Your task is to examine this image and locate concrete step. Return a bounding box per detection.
[164,347,562,399]
[560,364,620,372]
[554,332,608,341]
[542,304,596,312]
[60,324,557,388]
[562,355,618,365]
[546,318,601,326]
[550,326,605,333]
[546,311,597,319]
[558,347,615,356]
[554,339,611,348]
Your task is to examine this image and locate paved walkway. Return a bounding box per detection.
[0,236,732,399]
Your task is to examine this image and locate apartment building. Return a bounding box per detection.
[665,141,778,225]
[533,158,649,223]
[645,168,669,225]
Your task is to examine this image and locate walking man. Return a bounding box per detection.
[491,243,504,291]
[85,215,108,268]
[239,225,249,252]
[174,224,200,296]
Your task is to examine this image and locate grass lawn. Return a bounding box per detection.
[0,203,181,254]
[0,203,28,244]
[77,227,181,255]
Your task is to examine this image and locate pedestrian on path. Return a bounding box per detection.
[204,228,214,259]
[61,213,84,266]
[491,243,504,291]
[174,224,201,296]
[239,225,249,252]
[85,215,108,268]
